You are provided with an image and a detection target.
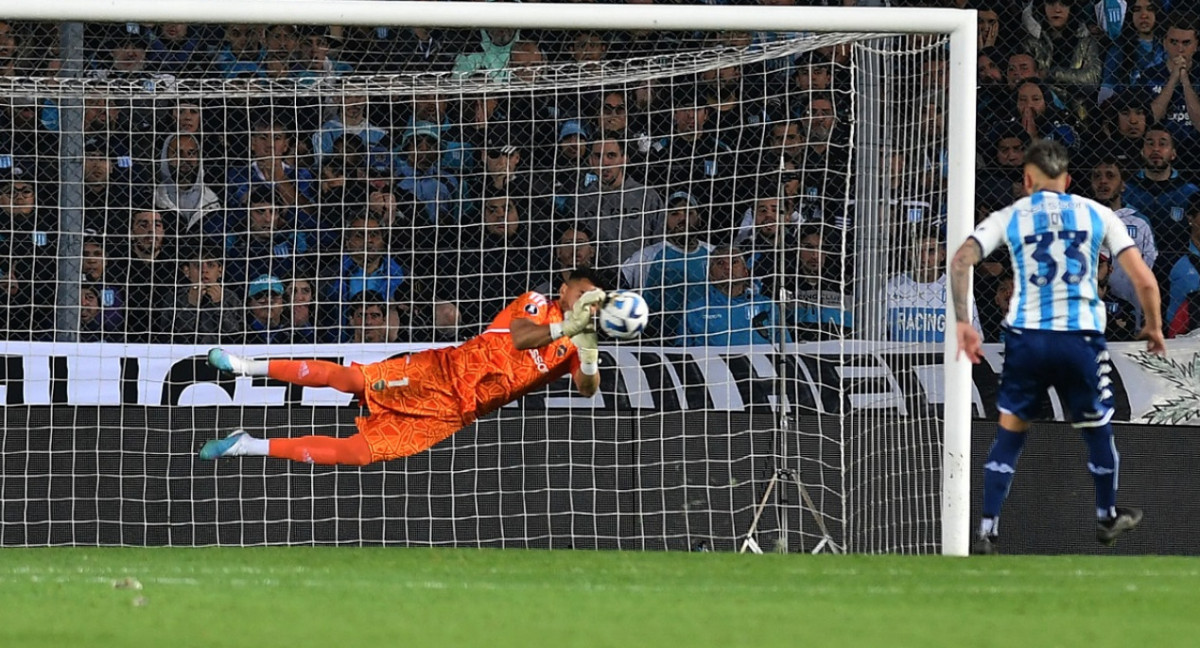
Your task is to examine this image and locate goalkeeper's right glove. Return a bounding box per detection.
[553,288,606,339]
[571,331,600,376]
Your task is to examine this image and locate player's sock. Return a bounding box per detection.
[1082,423,1119,520]
[230,434,269,456]
[982,425,1027,521]
[268,360,365,394]
[239,358,270,376]
[979,516,999,538]
[269,434,372,466]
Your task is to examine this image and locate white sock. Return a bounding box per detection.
[979,517,999,538]
[230,434,270,456]
[240,358,270,377]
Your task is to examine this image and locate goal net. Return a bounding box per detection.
[0,5,974,553]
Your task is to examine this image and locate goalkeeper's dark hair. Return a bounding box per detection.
[1024,139,1069,178]
[567,267,609,291]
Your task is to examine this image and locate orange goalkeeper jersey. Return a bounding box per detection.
[448,291,580,422]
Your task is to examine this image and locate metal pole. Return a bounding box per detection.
[851,40,888,343]
[940,16,978,558]
[54,22,85,342]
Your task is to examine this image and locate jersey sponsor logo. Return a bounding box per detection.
[527,348,549,374]
[889,307,946,343]
[525,292,546,315]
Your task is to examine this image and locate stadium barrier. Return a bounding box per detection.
[2,402,1196,553]
[3,339,1200,424]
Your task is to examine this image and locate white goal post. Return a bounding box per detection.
[0,0,976,555]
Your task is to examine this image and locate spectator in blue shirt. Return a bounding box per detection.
[792,226,852,342]
[311,95,388,168]
[403,94,472,172]
[292,26,354,80]
[1102,0,1166,101]
[225,116,316,209]
[281,274,327,344]
[242,274,291,344]
[1122,125,1199,254]
[262,24,300,79]
[80,232,125,336]
[214,24,266,78]
[78,284,124,343]
[341,291,390,343]
[684,245,790,347]
[328,214,407,306]
[1159,193,1200,326]
[224,187,315,293]
[623,190,714,341]
[393,121,462,225]
[148,23,205,76]
[1143,13,1200,162]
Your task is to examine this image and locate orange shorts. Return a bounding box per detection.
[355,353,467,462]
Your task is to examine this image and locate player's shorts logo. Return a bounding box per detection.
[525,304,539,315]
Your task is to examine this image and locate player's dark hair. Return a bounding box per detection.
[1165,10,1197,36]
[567,267,609,291]
[1093,156,1126,180]
[592,135,627,158]
[555,222,594,242]
[1144,123,1173,145]
[348,290,387,317]
[798,224,827,245]
[1023,139,1069,178]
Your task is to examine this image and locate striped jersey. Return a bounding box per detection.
[1105,207,1157,310]
[971,191,1136,333]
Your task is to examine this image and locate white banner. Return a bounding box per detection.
[1,339,1198,425]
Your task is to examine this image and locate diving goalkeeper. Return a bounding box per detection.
[198,269,608,465]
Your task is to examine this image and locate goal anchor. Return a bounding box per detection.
[739,468,841,554]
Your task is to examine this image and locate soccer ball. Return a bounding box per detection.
[598,290,650,340]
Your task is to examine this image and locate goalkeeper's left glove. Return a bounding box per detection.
[553,288,606,339]
[571,331,599,376]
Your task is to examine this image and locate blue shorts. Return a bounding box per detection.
[997,327,1115,428]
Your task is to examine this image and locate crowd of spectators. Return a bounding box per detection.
[2,0,1200,349]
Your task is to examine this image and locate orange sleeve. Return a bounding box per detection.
[486,291,554,332]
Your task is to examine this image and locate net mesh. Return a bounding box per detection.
[0,18,962,553]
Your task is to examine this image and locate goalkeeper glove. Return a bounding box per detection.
[572,331,599,376]
[552,288,606,339]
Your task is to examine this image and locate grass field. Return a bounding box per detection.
[0,548,1196,648]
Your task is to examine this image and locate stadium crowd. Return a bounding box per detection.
[1,0,1199,348]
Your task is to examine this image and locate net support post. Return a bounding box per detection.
[941,12,978,557]
[53,21,85,342]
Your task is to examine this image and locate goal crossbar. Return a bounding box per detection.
[1,2,974,36]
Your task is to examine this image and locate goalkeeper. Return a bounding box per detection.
[199,269,607,465]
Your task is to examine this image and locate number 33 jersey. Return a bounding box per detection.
[971,190,1136,333]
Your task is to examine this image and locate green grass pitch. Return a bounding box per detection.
[0,548,1196,648]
